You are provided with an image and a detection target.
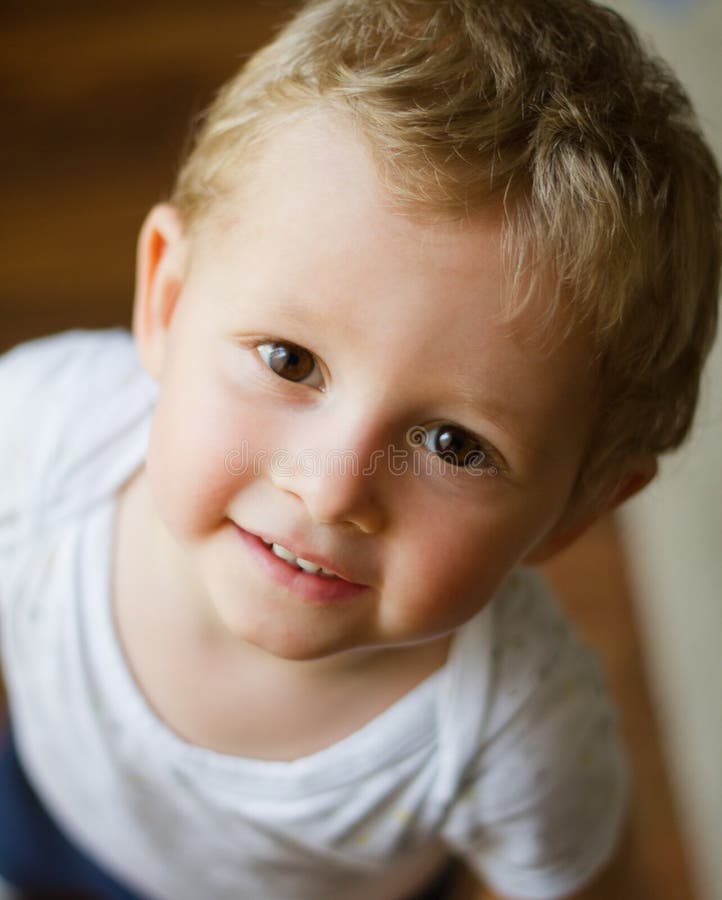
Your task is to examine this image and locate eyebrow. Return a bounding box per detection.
[450,384,557,463]
[258,298,341,332]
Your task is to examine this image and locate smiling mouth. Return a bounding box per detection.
[260,539,340,579]
[234,525,368,604]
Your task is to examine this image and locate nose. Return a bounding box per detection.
[269,417,388,534]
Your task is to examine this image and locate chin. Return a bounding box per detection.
[254,633,362,663]
[212,608,355,663]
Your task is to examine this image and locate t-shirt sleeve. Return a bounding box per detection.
[0,328,154,612]
[0,332,72,622]
[0,331,76,555]
[440,572,629,900]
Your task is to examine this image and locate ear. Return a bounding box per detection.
[523,455,658,564]
[132,203,187,380]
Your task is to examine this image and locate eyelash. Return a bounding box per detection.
[254,340,504,476]
[409,424,502,476]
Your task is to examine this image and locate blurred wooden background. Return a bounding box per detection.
[1,2,696,897]
[1,0,299,349]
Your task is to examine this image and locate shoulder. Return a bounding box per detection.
[0,328,157,547]
[487,569,606,732]
[483,569,622,799]
[441,569,628,898]
[447,569,607,744]
[0,327,141,418]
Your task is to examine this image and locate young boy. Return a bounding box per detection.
[0,0,719,898]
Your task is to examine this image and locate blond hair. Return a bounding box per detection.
[172,0,721,504]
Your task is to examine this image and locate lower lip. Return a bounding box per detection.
[233,525,369,606]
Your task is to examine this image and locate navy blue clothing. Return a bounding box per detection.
[0,725,142,899]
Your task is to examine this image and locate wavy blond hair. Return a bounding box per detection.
[172,0,721,505]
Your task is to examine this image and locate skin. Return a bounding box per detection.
[115,111,653,762]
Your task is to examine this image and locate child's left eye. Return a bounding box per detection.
[416,423,501,475]
[256,341,324,389]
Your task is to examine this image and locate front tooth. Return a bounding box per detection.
[271,543,296,563]
[271,543,336,577]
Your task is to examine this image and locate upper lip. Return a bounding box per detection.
[244,526,367,586]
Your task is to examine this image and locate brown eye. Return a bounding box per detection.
[424,424,494,472]
[257,342,321,385]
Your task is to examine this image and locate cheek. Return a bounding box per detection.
[386,507,528,634]
[145,375,255,538]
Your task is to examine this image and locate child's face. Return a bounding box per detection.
[136,112,596,662]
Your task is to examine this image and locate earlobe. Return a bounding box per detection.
[523,455,658,565]
[132,203,187,380]
[607,457,658,507]
[523,517,592,565]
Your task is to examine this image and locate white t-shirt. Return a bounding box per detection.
[0,330,628,900]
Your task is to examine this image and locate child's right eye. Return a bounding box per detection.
[256,341,324,389]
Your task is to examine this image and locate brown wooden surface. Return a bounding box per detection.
[542,519,696,900]
[1,1,296,349]
[1,4,696,898]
